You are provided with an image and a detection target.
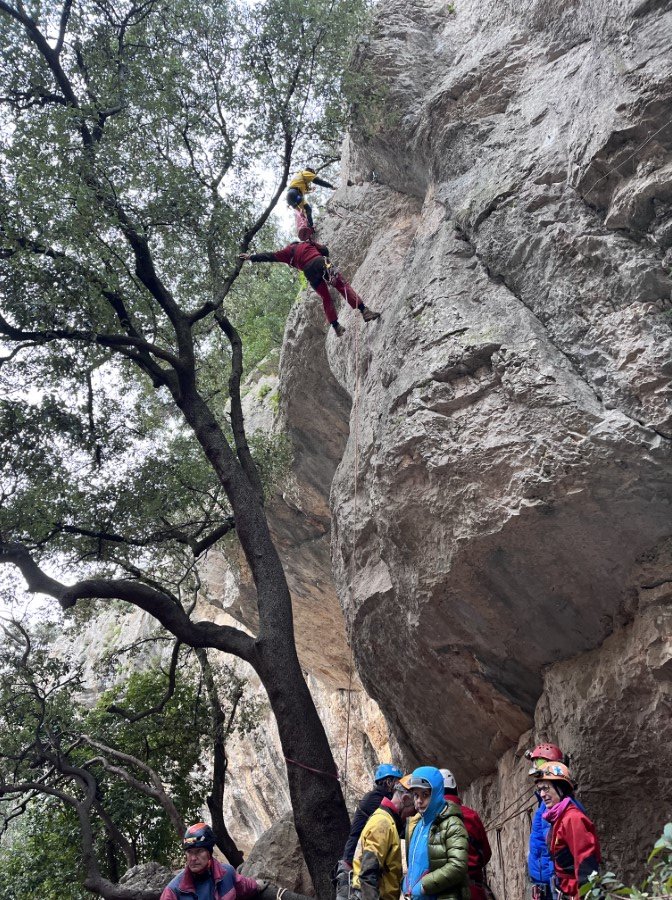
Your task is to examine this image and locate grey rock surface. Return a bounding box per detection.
[272,0,672,888]
[465,576,672,896]
[240,813,314,895]
[119,861,173,893]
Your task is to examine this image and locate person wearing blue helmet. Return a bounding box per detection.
[334,763,404,889]
[403,767,469,900]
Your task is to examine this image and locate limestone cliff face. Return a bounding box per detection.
[65,1,672,889]
[269,0,672,891]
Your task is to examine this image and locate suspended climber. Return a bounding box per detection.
[286,166,335,233]
[239,229,380,337]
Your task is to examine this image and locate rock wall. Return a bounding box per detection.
[62,1,672,890]
[269,0,672,891]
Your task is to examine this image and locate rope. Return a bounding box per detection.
[496,828,508,900]
[285,756,340,781]
[277,888,287,900]
[484,786,533,830]
[341,281,360,807]
[583,114,672,200]
[487,798,535,832]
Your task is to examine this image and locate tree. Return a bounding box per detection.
[0,0,370,893]
[0,616,265,898]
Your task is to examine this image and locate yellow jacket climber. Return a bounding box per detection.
[350,778,415,900]
[286,166,335,229]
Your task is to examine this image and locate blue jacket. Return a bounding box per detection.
[161,858,259,900]
[528,800,553,885]
[405,767,448,898]
[528,795,587,886]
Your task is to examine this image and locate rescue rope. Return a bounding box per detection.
[341,281,360,807]
[487,797,535,832]
[495,829,508,900]
[484,786,533,830]
[276,888,287,900]
[285,756,340,781]
[583,114,672,200]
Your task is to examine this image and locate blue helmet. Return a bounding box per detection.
[374,763,403,782]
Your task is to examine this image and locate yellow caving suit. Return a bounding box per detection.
[352,804,404,900]
[288,169,319,197]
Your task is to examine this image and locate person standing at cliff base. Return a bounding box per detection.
[526,743,566,899]
[346,774,416,900]
[334,764,405,895]
[240,235,380,337]
[439,768,491,900]
[533,764,601,900]
[161,823,266,900]
[286,166,335,230]
[404,766,470,900]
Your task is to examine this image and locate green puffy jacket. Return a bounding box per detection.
[406,804,470,900]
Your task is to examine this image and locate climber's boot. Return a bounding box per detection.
[360,306,381,323]
[332,321,346,337]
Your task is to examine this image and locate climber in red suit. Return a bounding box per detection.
[239,230,380,337]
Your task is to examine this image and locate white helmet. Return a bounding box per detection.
[440,768,457,791]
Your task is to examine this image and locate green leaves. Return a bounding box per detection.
[579,825,672,900]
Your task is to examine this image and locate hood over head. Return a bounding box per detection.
[411,765,446,823]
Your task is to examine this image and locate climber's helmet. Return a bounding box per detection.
[439,768,458,794]
[183,822,216,853]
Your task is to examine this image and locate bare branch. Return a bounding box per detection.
[81,736,184,838]
[93,799,137,868]
[0,539,257,662]
[50,516,235,558]
[107,640,181,722]
[214,313,264,501]
[55,0,73,54]
[0,307,181,368]
[195,648,244,866]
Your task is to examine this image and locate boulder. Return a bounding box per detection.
[240,813,314,896]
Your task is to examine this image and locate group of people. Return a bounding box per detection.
[239,166,380,338]
[336,744,601,900]
[335,764,489,900]
[159,744,601,900]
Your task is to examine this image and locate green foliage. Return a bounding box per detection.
[0,0,370,603]
[580,824,672,900]
[0,804,88,900]
[231,263,298,372]
[0,617,265,888]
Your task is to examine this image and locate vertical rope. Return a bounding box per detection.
[341,284,360,807]
[496,828,508,900]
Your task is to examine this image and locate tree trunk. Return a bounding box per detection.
[178,387,350,897]
[196,647,245,867]
[256,629,350,900]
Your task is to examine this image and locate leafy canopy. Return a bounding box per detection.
[0,0,370,590]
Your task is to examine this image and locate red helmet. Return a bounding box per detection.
[297,225,314,241]
[527,743,563,761]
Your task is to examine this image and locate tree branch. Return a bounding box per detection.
[0,539,257,662]
[195,648,244,866]
[0,307,181,368]
[55,0,73,55]
[50,516,235,558]
[93,799,137,868]
[81,736,184,838]
[214,312,264,502]
[107,640,181,723]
